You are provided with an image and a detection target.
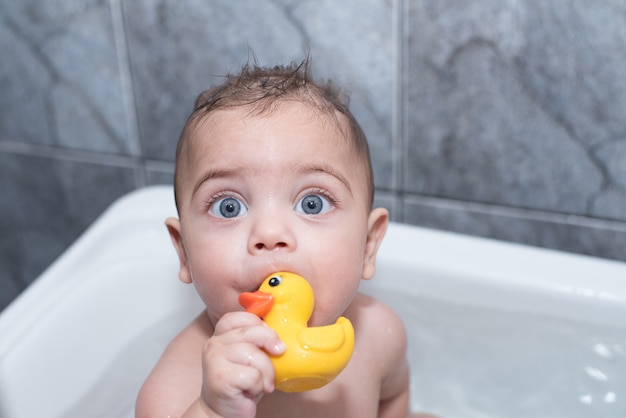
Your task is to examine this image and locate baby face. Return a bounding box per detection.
[169,102,384,326]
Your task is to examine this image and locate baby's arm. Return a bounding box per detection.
[187,312,285,418]
[371,303,438,418]
[377,311,411,418]
[136,312,284,418]
[351,294,412,418]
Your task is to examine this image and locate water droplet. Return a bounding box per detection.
[584,366,608,381]
[604,391,616,404]
[593,342,613,359]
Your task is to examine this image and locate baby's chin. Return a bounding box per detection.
[204,305,237,325]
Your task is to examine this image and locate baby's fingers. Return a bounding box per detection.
[214,311,266,334]
[226,343,277,392]
[201,342,275,416]
[203,358,265,417]
[215,312,285,355]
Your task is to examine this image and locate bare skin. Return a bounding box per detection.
[138,293,413,418]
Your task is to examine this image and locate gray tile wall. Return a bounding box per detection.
[1,0,625,310]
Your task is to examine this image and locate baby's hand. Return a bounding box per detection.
[198,311,285,418]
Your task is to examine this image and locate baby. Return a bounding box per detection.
[136,59,431,418]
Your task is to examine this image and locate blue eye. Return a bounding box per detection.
[210,197,248,218]
[296,194,332,215]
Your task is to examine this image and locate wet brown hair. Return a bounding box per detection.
[173,58,374,212]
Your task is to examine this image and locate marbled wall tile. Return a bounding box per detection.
[0,153,138,305]
[123,0,394,188]
[146,166,174,186]
[122,0,299,164]
[0,274,22,313]
[373,191,398,223]
[404,0,626,219]
[590,189,626,221]
[0,20,53,145]
[287,0,395,189]
[0,0,132,154]
[403,196,626,262]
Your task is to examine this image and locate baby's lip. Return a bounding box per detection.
[258,259,299,279]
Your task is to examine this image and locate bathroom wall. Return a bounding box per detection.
[1,0,625,311]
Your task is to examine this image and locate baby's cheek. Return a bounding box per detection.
[192,281,227,313]
[311,288,358,326]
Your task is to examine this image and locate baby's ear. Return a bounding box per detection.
[362,208,389,280]
[165,217,193,284]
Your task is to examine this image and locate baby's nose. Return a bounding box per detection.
[248,214,296,253]
[255,240,287,251]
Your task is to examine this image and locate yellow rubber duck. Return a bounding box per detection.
[239,272,355,392]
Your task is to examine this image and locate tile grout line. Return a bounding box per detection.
[0,139,177,176]
[0,140,139,169]
[392,0,407,223]
[404,193,626,233]
[109,0,147,186]
[145,159,176,173]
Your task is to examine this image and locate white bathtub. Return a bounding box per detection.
[1,186,625,418]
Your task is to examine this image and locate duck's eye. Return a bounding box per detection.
[268,276,282,287]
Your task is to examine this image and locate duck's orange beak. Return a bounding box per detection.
[239,291,274,318]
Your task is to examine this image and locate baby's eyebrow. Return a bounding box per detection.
[190,164,353,198]
[298,163,353,196]
[191,169,231,198]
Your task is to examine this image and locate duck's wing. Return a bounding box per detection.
[298,317,353,352]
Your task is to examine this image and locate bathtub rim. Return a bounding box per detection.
[2,184,626,355]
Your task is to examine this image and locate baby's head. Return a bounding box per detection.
[173,59,374,215]
[167,59,389,326]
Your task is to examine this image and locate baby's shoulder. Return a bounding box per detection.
[348,291,404,322]
[160,312,213,357]
[346,292,407,347]
[345,293,411,404]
